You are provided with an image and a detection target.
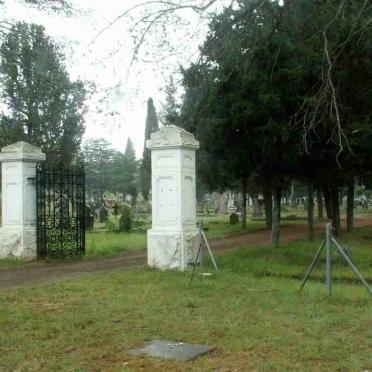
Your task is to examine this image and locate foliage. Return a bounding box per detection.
[229,213,239,225]
[180,0,372,239]
[160,75,179,126]
[104,217,117,232]
[140,97,159,200]
[83,137,139,202]
[21,0,73,13]
[83,138,117,200]
[119,205,132,232]
[132,214,149,231]
[121,138,138,202]
[0,22,87,165]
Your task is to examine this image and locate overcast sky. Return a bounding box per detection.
[1,0,215,157]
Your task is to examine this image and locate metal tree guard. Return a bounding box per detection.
[190,221,218,284]
[300,223,372,296]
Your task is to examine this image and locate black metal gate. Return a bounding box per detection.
[36,163,85,258]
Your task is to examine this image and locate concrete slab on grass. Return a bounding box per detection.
[128,339,214,361]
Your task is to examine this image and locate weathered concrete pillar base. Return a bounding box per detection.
[0,142,45,260]
[146,126,200,271]
[148,228,200,271]
[0,228,37,260]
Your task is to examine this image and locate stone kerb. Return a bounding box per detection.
[146,125,200,271]
[0,141,46,260]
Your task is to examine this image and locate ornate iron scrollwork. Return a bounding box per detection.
[36,162,85,258]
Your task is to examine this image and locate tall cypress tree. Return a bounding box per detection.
[161,76,179,126]
[141,98,159,200]
[122,138,138,201]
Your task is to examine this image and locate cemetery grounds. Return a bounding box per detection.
[0,209,371,371]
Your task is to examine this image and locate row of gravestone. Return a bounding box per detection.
[84,204,137,231]
[85,205,109,229]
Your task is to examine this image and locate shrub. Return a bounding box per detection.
[105,218,117,232]
[132,215,148,231]
[119,205,132,232]
[229,213,239,225]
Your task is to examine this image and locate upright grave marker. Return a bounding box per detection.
[147,125,200,270]
[0,142,46,259]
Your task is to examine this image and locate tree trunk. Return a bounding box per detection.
[271,187,281,247]
[263,184,272,228]
[290,181,296,209]
[307,181,314,241]
[323,186,333,220]
[251,194,263,218]
[241,177,247,229]
[330,185,341,236]
[317,189,323,220]
[346,180,354,232]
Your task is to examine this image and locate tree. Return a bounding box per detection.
[0,0,75,17]
[0,22,87,165]
[161,76,179,126]
[180,1,300,243]
[140,97,159,200]
[121,138,138,203]
[83,138,117,203]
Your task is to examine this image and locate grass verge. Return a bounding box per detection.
[0,227,371,371]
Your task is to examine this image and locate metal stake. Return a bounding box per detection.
[326,223,332,296]
[331,238,372,296]
[189,240,202,285]
[299,239,325,291]
[200,229,218,271]
[189,223,218,284]
[300,223,372,297]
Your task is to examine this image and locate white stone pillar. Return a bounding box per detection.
[0,142,46,259]
[147,125,200,271]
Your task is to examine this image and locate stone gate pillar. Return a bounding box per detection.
[147,125,200,270]
[0,142,46,259]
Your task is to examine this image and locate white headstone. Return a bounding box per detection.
[0,142,46,259]
[146,125,200,270]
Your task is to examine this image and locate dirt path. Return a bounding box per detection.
[1,217,371,289]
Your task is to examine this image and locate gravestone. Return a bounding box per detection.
[146,125,200,271]
[227,192,235,211]
[85,205,94,230]
[229,213,239,225]
[216,192,229,214]
[99,206,108,223]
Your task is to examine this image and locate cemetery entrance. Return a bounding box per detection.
[36,163,85,258]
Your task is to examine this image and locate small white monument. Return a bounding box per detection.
[0,142,46,259]
[147,125,200,270]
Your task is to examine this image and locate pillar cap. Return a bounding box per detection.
[146,125,199,150]
[0,141,46,162]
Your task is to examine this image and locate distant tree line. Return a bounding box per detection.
[83,138,138,205]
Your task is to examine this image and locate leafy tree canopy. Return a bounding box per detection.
[0,23,86,163]
[0,22,87,164]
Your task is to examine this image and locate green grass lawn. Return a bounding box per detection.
[0,216,269,267]
[1,209,370,266]
[86,231,147,256]
[85,215,267,257]
[0,227,371,371]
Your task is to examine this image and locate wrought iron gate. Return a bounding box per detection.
[36,163,85,257]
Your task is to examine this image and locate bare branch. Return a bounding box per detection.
[91,0,219,45]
